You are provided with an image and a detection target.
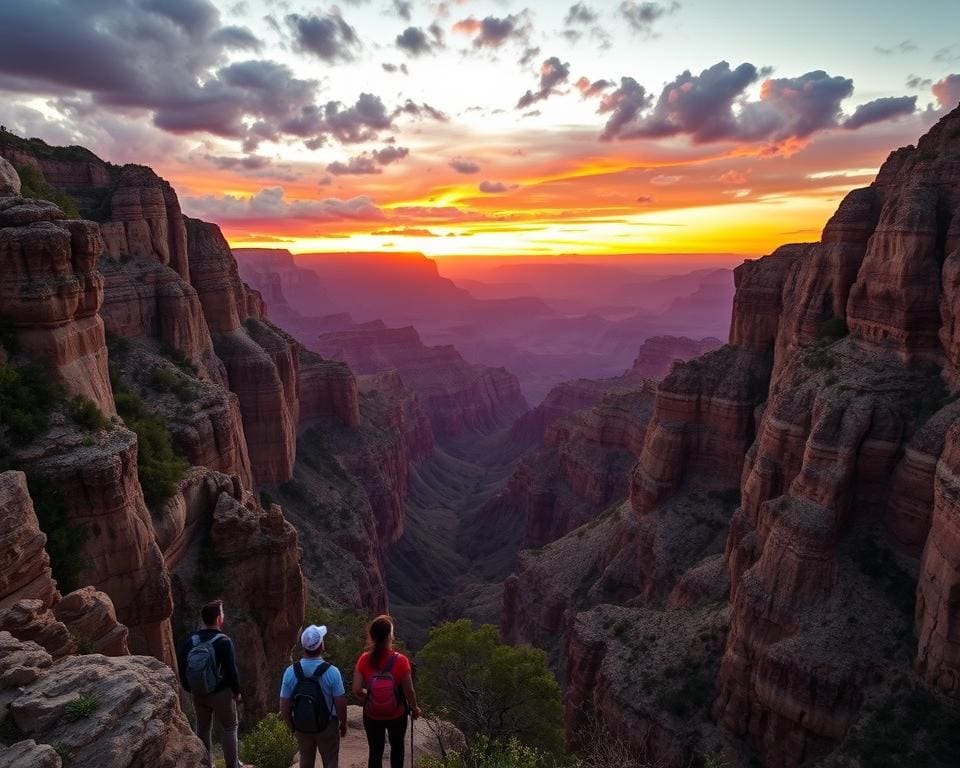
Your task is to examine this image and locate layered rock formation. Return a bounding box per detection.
[504,106,960,768]
[316,322,528,440]
[0,632,205,767]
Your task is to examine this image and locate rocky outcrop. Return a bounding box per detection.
[0,199,115,415]
[234,248,330,319]
[0,472,58,611]
[299,350,361,429]
[0,156,20,195]
[316,323,528,440]
[628,335,724,380]
[0,632,205,767]
[53,587,130,657]
[100,165,189,281]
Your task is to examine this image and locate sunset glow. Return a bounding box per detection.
[2,1,959,259]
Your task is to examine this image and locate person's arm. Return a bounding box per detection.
[400,676,421,719]
[335,696,348,736]
[280,698,294,732]
[221,637,241,699]
[351,659,366,703]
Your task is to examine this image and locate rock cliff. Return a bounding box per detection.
[315,323,529,441]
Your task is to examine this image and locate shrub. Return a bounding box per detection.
[64,693,99,722]
[239,713,297,768]
[130,415,188,509]
[160,343,197,374]
[419,737,554,768]
[418,621,564,755]
[16,164,80,218]
[0,362,64,446]
[69,395,110,432]
[27,477,91,594]
[149,366,197,403]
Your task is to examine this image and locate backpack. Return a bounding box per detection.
[365,653,404,720]
[291,661,333,733]
[186,633,225,695]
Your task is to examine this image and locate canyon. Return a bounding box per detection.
[2,103,960,768]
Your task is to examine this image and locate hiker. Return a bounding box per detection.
[353,615,421,768]
[280,624,348,768]
[177,599,246,768]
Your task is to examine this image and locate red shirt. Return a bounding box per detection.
[355,651,411,720]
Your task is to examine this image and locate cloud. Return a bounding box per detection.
[382,62,409,74]
[392,0,413,21]
[933,45,960,63]
[650,174,682,185]
[576,76,613,98]
[286,12,359,63]
[907,74,933,89]
[565,3,598,25]
[718,170,749,184]
[372,227,440,237]
[516,57,571,108]
[396,26,443,56]
[933,74,960,110]
[598,62,889,147]
[453,13,530,48]
[210,25,263,51]
[635,195,655,204]
[326,146,409,175]
[205,154,272,171]
[323,93,394,143]
[843,95,916,129]
[873,40,918,55]
[392,99,448,121]
[479,180,517,193]
[185,187,386,224]
[618,1,680,36]
[449,158,481,174]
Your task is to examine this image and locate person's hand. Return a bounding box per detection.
[340,720,348,738]
[234,692,242,704]
[411,706,422,720]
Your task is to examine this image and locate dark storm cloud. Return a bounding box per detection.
[907,74,933,89]
[286,12,360,63]
[618,1,680,36]
[396,26,442,56]
[0,0,402,151]
[205,154,272,170]
[186,187,386,223]
[326,145,410,175]
[599,62,879,146]
[516,57,571,109]
[843,96,917,129]
[449,158,481,174]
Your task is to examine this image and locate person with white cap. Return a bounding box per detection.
[280,624,348,768]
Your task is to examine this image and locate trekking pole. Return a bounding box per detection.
[409,708,414,768]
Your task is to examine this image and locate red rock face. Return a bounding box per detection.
[299,353,361,429]
[0,201,115,415]
[0,471,58,611]
[316,323,529,440]
[101,165,189,280]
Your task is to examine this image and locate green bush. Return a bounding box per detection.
[69,395,110,432]
[420,737,554,768]
[27,477,91,594]
[159,343,198,374]
[110,366,188,510]
[64,693,99,722]
[0,362,64,446]
[418,621,564,755]
[16,164,80,218]
[239,713,297,768]
[149,365,197,403]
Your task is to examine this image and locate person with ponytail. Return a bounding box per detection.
[352,615,420,768]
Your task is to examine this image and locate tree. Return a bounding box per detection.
[417,621,564,755]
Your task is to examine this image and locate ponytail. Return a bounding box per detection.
[368,614,394,666]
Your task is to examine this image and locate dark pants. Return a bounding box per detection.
[363,714,408,768]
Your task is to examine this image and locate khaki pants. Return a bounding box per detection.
[193,688,239,768]
[296,720,341,768]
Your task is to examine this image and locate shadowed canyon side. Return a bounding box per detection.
[500,105,960,767]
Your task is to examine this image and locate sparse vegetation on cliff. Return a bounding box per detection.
[0,361,64,466]
[26,477,91,594]
[15,164,80,218]
[418,621,564,756]
[238,713,297,768]
[68,394,110,432]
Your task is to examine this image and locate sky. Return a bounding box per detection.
[1,0,959,261]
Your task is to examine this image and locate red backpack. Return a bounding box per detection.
[365,653,404,719]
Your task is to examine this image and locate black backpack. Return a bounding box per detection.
[291,661,332,733]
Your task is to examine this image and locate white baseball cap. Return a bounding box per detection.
[301,625,328,651]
